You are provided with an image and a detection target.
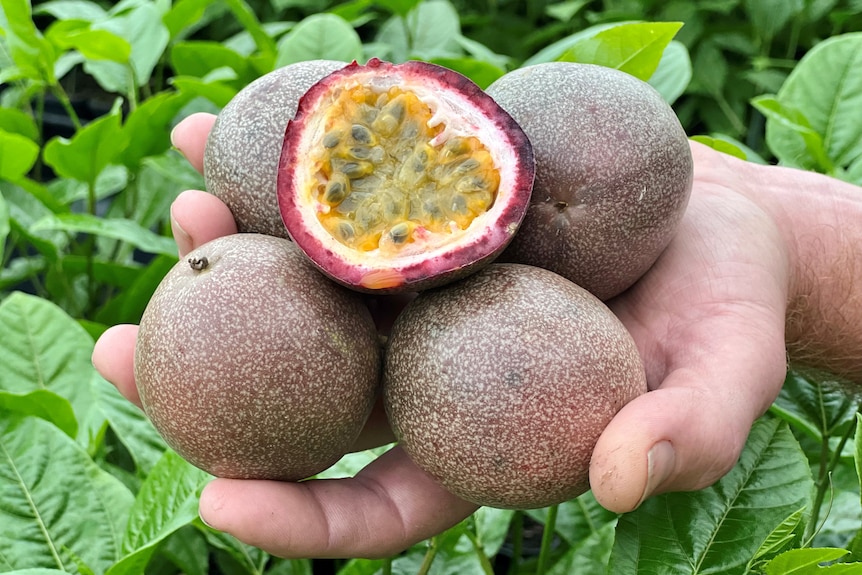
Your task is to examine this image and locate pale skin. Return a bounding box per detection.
[92,112,862,559]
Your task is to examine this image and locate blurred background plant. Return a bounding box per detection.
[1,1,861,573]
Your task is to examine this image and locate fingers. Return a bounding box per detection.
[170,189,238,257]
[92,324,142,408]
[199,446,478,559]
[170,112,217,174]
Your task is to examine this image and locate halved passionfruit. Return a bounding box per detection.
[277,59,535,293]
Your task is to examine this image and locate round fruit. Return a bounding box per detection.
[383,263,646,509]
[486,62,693,300]
[277,58,535,293]
[135,233,381,480]
[204,60,347,237]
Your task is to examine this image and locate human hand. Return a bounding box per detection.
[93,115,792,556]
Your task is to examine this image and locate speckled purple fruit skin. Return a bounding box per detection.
[486,63,693,301]
[278,58,535,294]
[204,60,346,237]
[135,234,381,481]
[383,263,647,509]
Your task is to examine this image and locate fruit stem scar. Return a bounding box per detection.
[189,256,209,271]
[554,201,568,212]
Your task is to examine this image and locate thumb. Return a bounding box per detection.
[590,354,786,513]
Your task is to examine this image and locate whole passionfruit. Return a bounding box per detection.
[204,60,347,237]
[486,63,693,300]
[277,58,535,293]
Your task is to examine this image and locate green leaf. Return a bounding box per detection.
[0,129,40,180]
[528,491,617,548]
[0,0,58,84]
[375,0,422,18]
[30,213,177,257]
[222,0,277,64]
[691,135,748,160]
[45,20,131,63]
[0,292,97,421]
[42,104,126,184]
[376,0,461,62]
[750,507,806,566]
[547,522,615,575]
[0,414,134,572]
[33,0,108,21]
[94,254,176,326]
[275,13,362,67]
[743,0,804,43]
[752,95,833,173]
[473,507,516,558]
[89,373,168,475]
[106,451,211,575]
[0,107,40,141]
[762,548,851,574]
[91,2,170,86]
[170,76,238,108]
[608,417,814,574]
[428,56,503,89]
[558,21,683,82]
[119,91,194,168]
[648,40,691,104]
[764,32,862,174]
[169,40,250,80]
[770,371,858,446]
[0,390,78,438]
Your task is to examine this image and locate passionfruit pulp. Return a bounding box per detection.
[278,58,535,293]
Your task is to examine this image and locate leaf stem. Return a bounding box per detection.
[804,415,857,542]
[464,527,496,575]
[536,505,558,575]
[49,83,82,131]
[381,556,392,575]
[416,536,440,575]
[507,510,523,575]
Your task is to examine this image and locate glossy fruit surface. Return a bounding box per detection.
[486,62,693,300]
[383,263,646,509]
[278,58,535,293]
[204,60,346,237]
[135,233,380,480]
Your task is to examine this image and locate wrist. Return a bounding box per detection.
[740,157,862,384]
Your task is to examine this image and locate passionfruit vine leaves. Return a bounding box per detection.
[0,415,134,572]
[762,33,862,183]
[608,417,814,574]
[558,21,683,82]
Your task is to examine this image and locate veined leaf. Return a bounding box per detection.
[764,32,862,175]
[29,213,177,257]
[275,13,362,67]
[558,21,683,81]
[762,548,852,574]
[648,40,691,104]
[0,414,133,572]
[770,371,858,446]
[547,522,615,575]
[0,292,95,419]
[106,451,211,575]
[0,0,58,83]
[753,95,834,173]
[608,417,814,574]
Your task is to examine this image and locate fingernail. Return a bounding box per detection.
[638,440,675,507]
[170,207,192,257]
